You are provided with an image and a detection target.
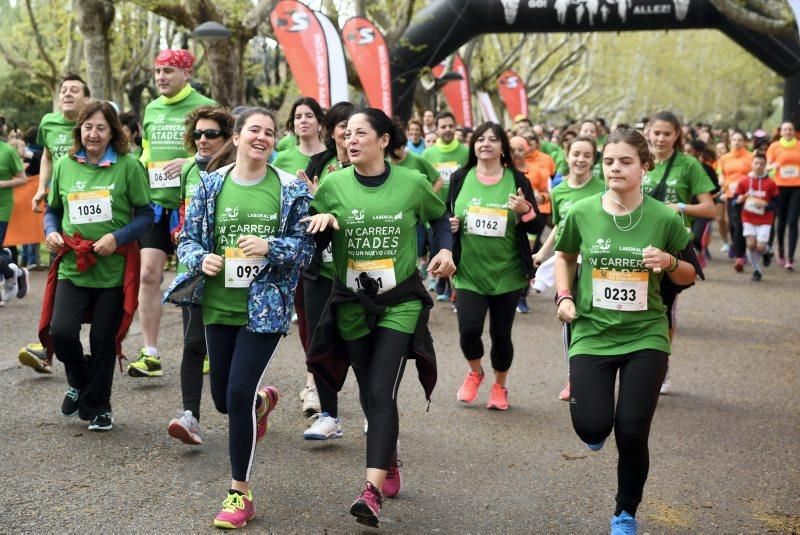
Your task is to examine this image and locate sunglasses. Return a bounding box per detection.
[192,129,223,140]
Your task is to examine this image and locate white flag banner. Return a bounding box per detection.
[789,0,800,39]
[477,91,499,124]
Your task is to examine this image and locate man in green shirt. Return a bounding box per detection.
[128,49,216,379]
[32,74,90,212]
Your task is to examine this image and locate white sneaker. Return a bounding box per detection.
[167,409,203,445]
[660,373,672,395]
[363,418,368,435]
[291,313,298,324]
[303,413,343,440]
[2,264,20,303]
[302,386,321,413]
[299,385,309,402]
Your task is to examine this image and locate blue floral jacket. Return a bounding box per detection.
[162,163,314,334]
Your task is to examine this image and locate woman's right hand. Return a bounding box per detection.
[202,253,223,276]
[45,232,64,253]
[532,250,546,267]
[556,299,576,323]
[302,213,339,234]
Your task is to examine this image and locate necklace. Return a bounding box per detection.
[602,192,643,232]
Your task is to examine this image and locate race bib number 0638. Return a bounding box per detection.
[592,269,648,311]
[148,161,180,189]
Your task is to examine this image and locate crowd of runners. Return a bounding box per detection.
[0,48,794,535]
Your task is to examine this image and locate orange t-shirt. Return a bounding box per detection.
[766,139,800,187]
[717,148,753,199]
[523,150,555,214]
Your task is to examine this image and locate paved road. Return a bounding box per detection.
[0,258,798,534]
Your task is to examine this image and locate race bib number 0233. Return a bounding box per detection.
[591,269,648,311]
[225,248,267,288]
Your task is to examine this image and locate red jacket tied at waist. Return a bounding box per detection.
[38,233,141,369]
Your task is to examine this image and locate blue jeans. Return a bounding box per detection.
[21,243,40,266]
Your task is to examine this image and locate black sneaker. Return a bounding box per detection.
[88,412,113,431]
[16,266,29,299]
[763,250,772,267]
[751,270,762,282]
[61,387,80,416]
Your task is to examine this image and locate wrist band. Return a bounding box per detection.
[556,295,574,307]
[554,289,572,305]
[677,202,686,214]
[666,255,679,273]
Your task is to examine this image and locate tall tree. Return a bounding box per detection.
[75,0,115,100]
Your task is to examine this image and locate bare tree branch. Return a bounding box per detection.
[709,0,796,40]
[242,0,279,36]
[24,0,59,78]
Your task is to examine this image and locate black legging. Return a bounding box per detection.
[456,288,522,372]
[570,349,669,517]
[690,217,709,251]
[205,324,280,482]
[304,275,342,418]
[181,306,207,419]
[776,186,800,262]
[345,327,410,469]
[50,279,124,419]
[727,199,746,259]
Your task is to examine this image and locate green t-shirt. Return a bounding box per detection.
[642,151,715,226]
[453,168,527,295]
[312,164,445,340]
[0,141,24,221]
[554,194,692,357]
[276,134,297,152]
[202,170,281,326]
[141,86,216,209]
[272,145,312,176]
[177,161,203,275]
[540,141,564,170]
[48,154,151,288]
[550,177,605,226]
[422,140,470,202]
[37,112,75,163]
[314,156,344,280]
[395,151,440,185]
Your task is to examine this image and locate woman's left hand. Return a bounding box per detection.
[237,235,270,257]
[642,245,671,271]
[93,233,117,256]
[508,188,531,215]
[429,249,456,278]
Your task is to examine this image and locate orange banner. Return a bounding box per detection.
[5,176,44,246]
[497,69,528,120]
[432,54,473,127]
[342,17,392,116]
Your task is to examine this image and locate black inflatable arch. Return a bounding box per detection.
[390,0,800,122]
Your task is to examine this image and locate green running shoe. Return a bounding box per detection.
[127,349,163,377]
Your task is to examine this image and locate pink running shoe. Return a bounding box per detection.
[383,450,403,498]
[486,383,509,410]
[558,381,571,402]
[213,490,255,529]
[350,482,382,527]
[256,386,280,443]
[456,370,484,403]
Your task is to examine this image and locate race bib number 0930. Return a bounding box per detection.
[225,248,267,288]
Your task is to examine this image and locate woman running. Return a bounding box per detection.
[0,135,28,306]
[305,108,455,527]
[163,108,313,529]
[273,96,327,413]
[449,123,541,409]
[40,101,153,430]
[555,127,698,535]
[766,121,800,270]
[167,105,234,445]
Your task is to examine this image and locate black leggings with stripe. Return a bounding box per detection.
[205,324,280,482]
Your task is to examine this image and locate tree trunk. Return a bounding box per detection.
[75,0,115,100]
[204,38,246,107]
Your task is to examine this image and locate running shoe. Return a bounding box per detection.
[720,242,729,254]
[777,256,786,267]
[61,387,80,417]
[214,490,255,529]
[697,251,707,269]
[363,418,368,435]
[203,355,210,375]
[586,439,606,451]
[785,261,795,271]
[660,372,672,395]
[127,349,163,377]
[516,297,530,314]
[88,412,113,431]
[15,265,29,298]
[733,258,745,272]
[763,249,773,267]
[168,410,203,445]
[558,381,571,401]
[303,412,343,440]
[435,293,449,302]
[486,383,509,410]
[18,343,51,374]
[610,511,637,535]
[456,370,484,404]
[383,450,403,498]
[302,386,321,413]
[291,312,298,324]
[427,279,436,292]
[256,385,280,443]
[349,482,382,528]
[751,270,762,282]
[1,268,19,303]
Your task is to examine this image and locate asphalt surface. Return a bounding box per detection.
[0,257,798,534]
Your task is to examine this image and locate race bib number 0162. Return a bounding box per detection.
[148,161,180,189]
[67,190,112,224]
[466,205,508,237]
[225,248,267,288]
[346,258,396,294]
[592,269,648,311]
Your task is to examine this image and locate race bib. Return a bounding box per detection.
[321,243,333,263]
[434,163,458,185]
[744,196,766,215]
[592,269,648,312]
[224,248,267,288]
[781,165,799,179]
[466,205,508,237]
[67,190,112,224]
[346,258,396,294]
[148,161,180,189]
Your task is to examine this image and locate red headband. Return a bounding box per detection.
[154,49,195,70]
